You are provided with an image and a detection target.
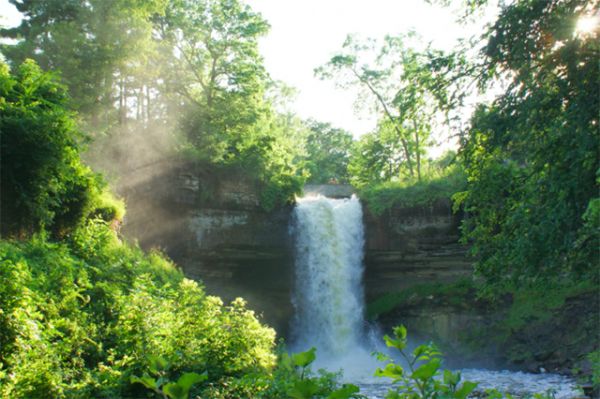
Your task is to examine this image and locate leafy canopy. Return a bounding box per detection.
[451,0,600,292]
[0,60,119,238]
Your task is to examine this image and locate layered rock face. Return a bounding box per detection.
[119,166,473,338]
[119,161,295,335]
[363,199,472,300]
[119,168,595,373]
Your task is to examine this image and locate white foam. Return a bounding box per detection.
[290,195,374,368]
[358,369,580,398]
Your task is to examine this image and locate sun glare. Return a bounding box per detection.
[575,14,599,37]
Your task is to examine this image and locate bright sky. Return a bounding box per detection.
[0,0,496,150]
[246,0,485,138]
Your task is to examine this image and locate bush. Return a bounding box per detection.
[375,325,477,399]
[360,165,466,216]
[0,60,119,238]
[0,221,276,398]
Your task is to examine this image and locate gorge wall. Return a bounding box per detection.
[362,198,471,300]
[118,160,295,334]
[117,163,596,374]
[118,162,473,339]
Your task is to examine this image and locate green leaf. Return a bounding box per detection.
[410,358,441,381]
[393,325,407,340]
[280,352,294,371]
[383,334,406,350]
[148,355,169,374]
[454,381,478,399]
[372,351,391,362]
[130,374,157,390]
[327,383,360,399]
[443,369,460,387]
[412,344,431,360]
[288,379,320,399]
[292,347,317,368]
[374,363,404,380]
[176,371,207,391]
[163,382,186,399]
[484,389,503,399]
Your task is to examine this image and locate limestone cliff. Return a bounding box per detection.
[363,198,472,300]
[119,167,596,375]
[119,163,475,341]
[119,160,294,334]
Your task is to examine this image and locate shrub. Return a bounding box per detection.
[360,165,466,216]
[0,221,276,398]
[0,60,122,238]
[375,325,477,399]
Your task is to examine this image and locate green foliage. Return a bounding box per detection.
[1,0,307,212]
[318,33,451,182]
[360,161,466,215]
[196,346,364,399]
[159,0,270,161]
[366,279,476,320]
[93,189,126,223]
[280,348,363,399]
[502,281,595,332]
[131,356,208,399]
[450,0,600,293]
[1,0,166,121]
[259,158,307,211]
[485,281,599,367]
[375,325,477,399]
[348,127,409,188]
[304,121,353,184]
[155,0,307,210]
[588,350,600,389]
[0,60,115,238]
[0,221,276,398]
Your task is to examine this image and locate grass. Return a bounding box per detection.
[360,165,467,216]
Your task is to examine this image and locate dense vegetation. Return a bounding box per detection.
[0,224,277,398]
[0,61,120,238]
[322,0,599,388]
[1,0,309,210]
[318,0,599,296]
[358,153,466,215]
[1,0,598,397]
[454,0,599,294]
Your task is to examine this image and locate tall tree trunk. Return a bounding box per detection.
[119,78,125,125]
[136,86,142,121]
[413,120,421,182]
[146,85,151,123]
[352,69,414,177]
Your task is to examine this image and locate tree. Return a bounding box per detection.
[2,0,308,210]
[155,0,271,162]
[0,0,166,128]
[304,121,353,184]
[155,0,307,208]
[448,0,600,292]
[0,60,106,237]
[316,34,444,182]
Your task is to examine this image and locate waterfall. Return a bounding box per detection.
[289,195,579,398]
[291,194,377,377]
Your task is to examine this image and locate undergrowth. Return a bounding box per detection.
[360,166,466,216]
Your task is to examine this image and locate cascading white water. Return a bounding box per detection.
[290,194,580,398]
[290,195,378,377]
